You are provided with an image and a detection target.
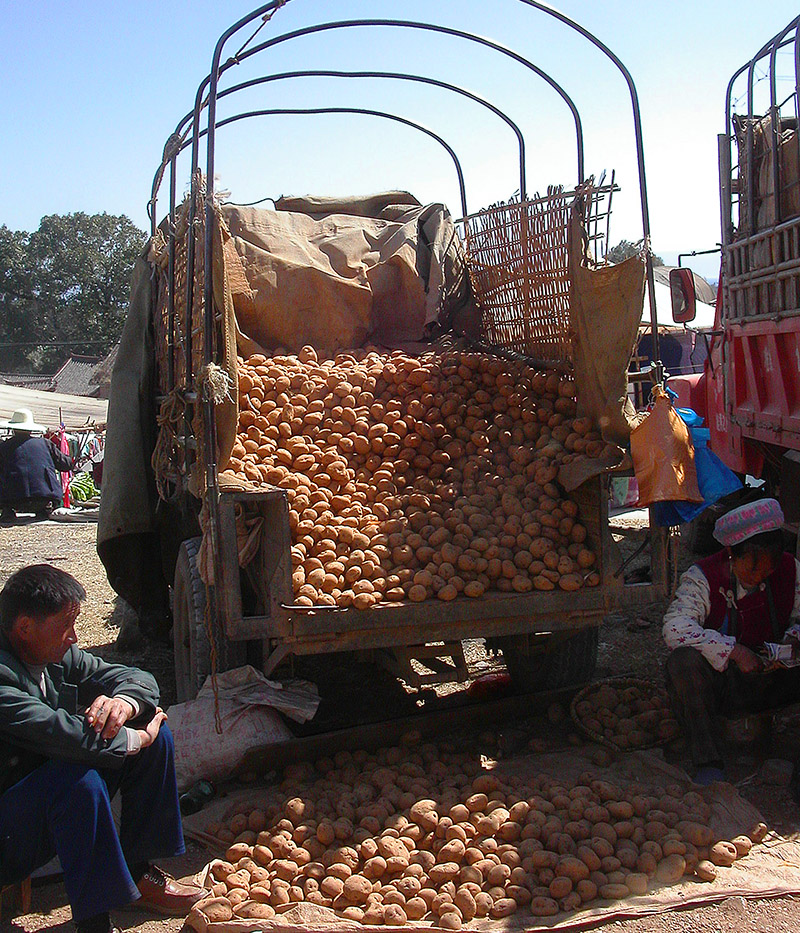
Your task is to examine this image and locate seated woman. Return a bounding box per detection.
[663,498,800,785]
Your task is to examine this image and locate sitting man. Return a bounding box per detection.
[663,498,800,785]
[0,409,73,522]
[0,564,203,933]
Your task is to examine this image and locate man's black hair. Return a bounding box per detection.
[729,529,784,564]
[0,564,86,632]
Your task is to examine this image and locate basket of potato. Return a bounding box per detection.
[570,679,681,752]
[226,345,614,610]
[188,733,767,929]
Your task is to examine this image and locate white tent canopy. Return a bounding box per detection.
[639,279,716,330]
[0,384,108,431]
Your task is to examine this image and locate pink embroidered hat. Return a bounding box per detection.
[713,498,784,547]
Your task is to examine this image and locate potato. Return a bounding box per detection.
[676,821,713,847]
[709,841,737,867]
[625,873,648,895]
[557,856,590,882]
[599,883,630,900]
[229,888,251,907]
[731,835,752,858]
[405,897,428,920]
[749,822,769,844]
[225,869,251,890]
[655,854,686,883]
[576,879,598,903]
[234,349,601,610]
[233,900,276,919]
[384,904,408,926]
[530,896,560,916]
[225,842,252,863]
[363,903,385,925]
[549,876,572,899]
[439,911,463,930]
[695,859,718,882]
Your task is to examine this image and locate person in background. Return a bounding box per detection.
[0,409,72,522]
[663,498,800,785]
[0,564,204,933]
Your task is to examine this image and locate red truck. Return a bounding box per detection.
[669,14,800,537]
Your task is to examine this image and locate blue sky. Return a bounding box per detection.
[2,0,799,282]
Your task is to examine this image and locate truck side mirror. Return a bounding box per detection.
[669,267,697,324]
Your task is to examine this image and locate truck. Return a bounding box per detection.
[98,1,670,705]
[669,14,800,541]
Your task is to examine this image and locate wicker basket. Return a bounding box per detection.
[570,676,673,752]
[463,182,615,365]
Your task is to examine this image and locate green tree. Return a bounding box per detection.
[606,239,664,266]
[0,212,146,372]
[0,225,36,371]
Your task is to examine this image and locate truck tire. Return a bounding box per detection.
[173,537,209,702]
[501,626,599,693]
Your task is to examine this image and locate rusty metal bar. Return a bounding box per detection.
[209,69,527,202]
[205,106,468,218]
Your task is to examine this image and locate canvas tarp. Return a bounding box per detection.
[556,209,645,491]
[180,748,800,933]
[0,384,108,431]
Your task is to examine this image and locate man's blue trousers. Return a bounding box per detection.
[0,725,185,922]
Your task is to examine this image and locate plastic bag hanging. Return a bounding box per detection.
[630,385,703,508]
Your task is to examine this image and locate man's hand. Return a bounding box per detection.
[136,708,167,749]
[86,694,136,740]
[729,644,763,674]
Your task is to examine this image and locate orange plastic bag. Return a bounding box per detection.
[630,386,703,507]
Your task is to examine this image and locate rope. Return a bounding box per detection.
[151,389,186,500]
[227,0,291,65]
[199,361,233,405]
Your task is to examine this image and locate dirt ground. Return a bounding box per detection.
[2,515,800,933]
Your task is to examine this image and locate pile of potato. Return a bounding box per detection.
[228,346,613,608]
[572,682,681,750]
[188,733,766,929]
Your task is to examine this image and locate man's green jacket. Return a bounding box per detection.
[0,632,159,794]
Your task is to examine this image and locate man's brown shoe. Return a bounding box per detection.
[134,865,204,916]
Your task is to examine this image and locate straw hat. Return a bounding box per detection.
[0,408,47,433]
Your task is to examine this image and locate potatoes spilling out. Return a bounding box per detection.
[572,681,681,750]
[228,346,613,608]
[191,735,765,929]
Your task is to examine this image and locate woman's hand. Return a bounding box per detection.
[729,644,763,674]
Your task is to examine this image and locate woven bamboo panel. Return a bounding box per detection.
[465,185,612,364]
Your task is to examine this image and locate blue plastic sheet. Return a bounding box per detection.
[651,410,742,527]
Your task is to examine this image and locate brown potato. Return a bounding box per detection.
[709,841,737,867]
[655,854,686,883]
[694,860,718,882]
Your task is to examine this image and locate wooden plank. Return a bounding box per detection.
[216,495,244,639]
[287,588,610,637]
[235,683,579,778]
[269,610,605,658]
